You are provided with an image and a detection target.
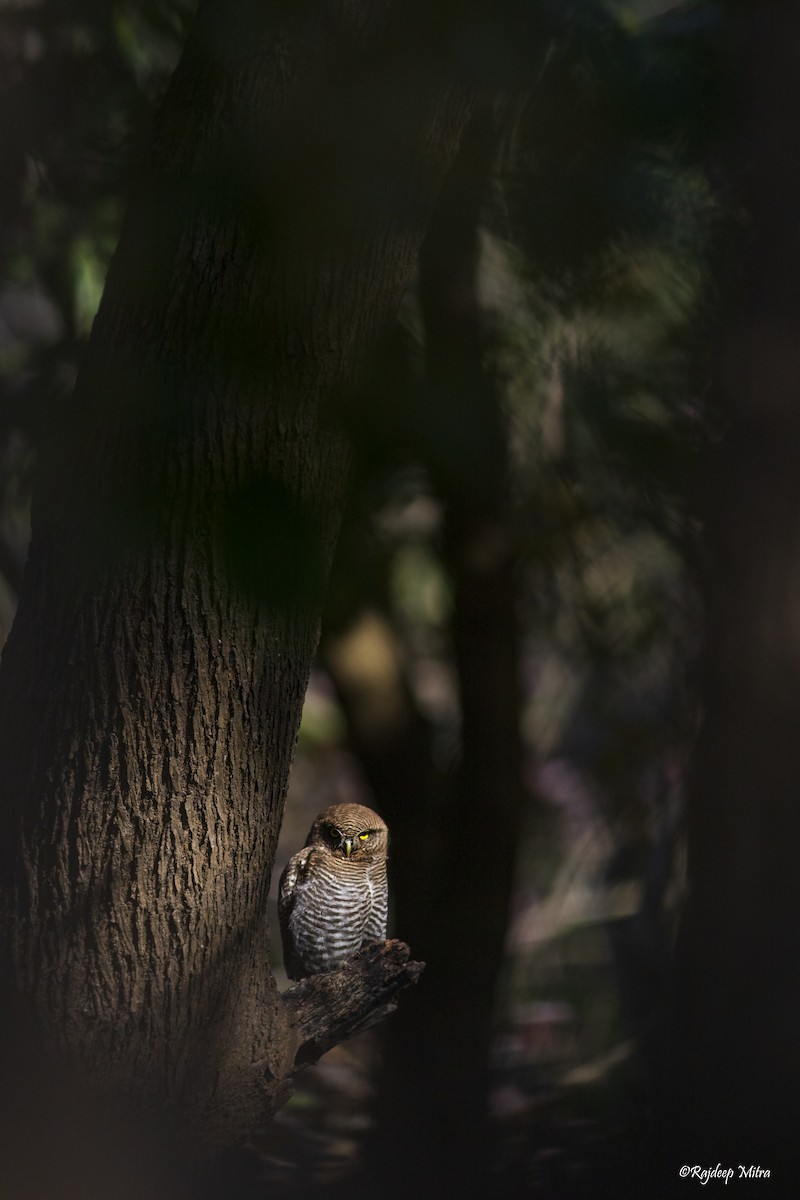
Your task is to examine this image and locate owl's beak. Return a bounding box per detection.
[343,837,354,857]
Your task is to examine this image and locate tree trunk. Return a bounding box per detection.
[0,0,471,1158]
[673,1,800,1174]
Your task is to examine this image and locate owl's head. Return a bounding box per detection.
[307,802,388,862]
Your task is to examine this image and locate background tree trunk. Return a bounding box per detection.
[0,0,472,1157]
[362,105,528,1200]
[673,1,800,1174]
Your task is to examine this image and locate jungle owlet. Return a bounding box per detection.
[278,802,389,981]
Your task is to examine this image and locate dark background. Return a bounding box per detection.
[1,1,796,1196]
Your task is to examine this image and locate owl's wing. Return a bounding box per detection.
[278,846,315,980]
[278,847,312,916]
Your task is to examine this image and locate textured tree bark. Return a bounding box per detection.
[672,2,800,1175]
[0,0,471,1158]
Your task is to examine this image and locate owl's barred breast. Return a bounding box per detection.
[288,855,387,974]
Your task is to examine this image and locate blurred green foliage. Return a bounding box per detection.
[321,0,719,806]
[0,0,192,636]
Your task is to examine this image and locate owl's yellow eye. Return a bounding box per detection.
[358,832,370,841]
